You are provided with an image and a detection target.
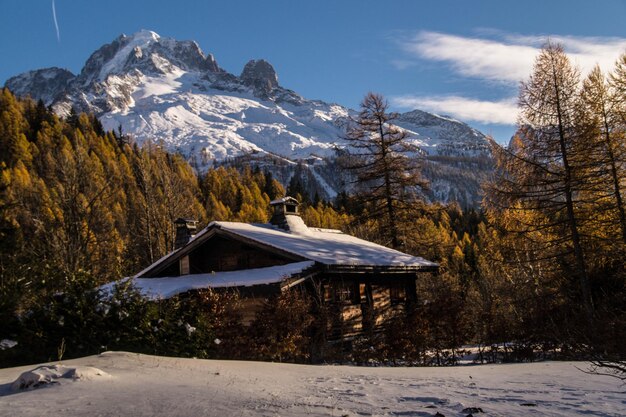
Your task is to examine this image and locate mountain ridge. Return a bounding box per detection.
[4,30,493,206]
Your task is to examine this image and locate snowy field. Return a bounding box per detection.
[0,352,623,417]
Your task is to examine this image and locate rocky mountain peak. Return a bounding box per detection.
[240,59,279,95]
[397,109,459,127]
[76,33,131,85]
[77,30,220,86]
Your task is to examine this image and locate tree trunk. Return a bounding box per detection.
[378,117,400,249]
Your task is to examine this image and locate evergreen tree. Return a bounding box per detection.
[262,170,284,201]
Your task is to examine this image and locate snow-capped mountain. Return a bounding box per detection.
[396,110,491,157]
[6,30,349,164]
[4,30,493,206]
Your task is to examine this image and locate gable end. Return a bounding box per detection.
[139,225,308,278]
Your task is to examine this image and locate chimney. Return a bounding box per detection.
[270,196,308,233]
[174,218,198,250]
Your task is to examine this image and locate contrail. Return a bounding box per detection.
[52,0,60,42]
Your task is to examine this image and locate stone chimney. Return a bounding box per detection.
[174,218,198,250]
[269,197,308,233]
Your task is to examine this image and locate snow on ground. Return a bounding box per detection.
[0,340,17,350]
[0,352,622,417]
[11,365,111,390]
[98,30,161,81]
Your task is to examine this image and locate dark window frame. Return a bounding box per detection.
[389,282,406,305]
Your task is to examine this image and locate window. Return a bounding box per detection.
[359,283,368,303]
[389,282,406,305]
[335,281,359,305]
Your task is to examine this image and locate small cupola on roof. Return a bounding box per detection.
[269,196,308,233]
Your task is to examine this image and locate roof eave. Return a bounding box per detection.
[320,263,439,274]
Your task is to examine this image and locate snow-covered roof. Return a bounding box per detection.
[194,221,437,269]
[135,218,437,279]
[111,261,314,300]
[270,196,299,205]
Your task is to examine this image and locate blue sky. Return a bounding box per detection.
[2,0,626,142]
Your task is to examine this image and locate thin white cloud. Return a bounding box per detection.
[401,31,626,84]
[52,0,60,42]
[392,95,518,125]
[393,31,626,127]
[403,32,536,84]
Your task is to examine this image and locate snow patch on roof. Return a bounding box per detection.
[270,196,299,205]
[120,261,314,300]
[283,215,310,234]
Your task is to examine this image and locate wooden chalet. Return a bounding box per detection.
[128,197,438,338]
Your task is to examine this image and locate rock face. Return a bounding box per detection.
[240,59,279,97]
[5,67,74,105]
[4,30,494,207]
[76,30,221,85]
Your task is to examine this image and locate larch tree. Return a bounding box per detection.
[340,92,427,249]
[608,54,626,242]
[130,142,206,264]
[609,53,626,119]
[486,43,595,318]
[580,65,626,246]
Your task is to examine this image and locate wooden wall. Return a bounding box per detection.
[151,235,300,277]
[321,273,419,340]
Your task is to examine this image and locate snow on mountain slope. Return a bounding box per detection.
[4,30,493,205]
[102,86,348,162]
[396,109,491,157]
